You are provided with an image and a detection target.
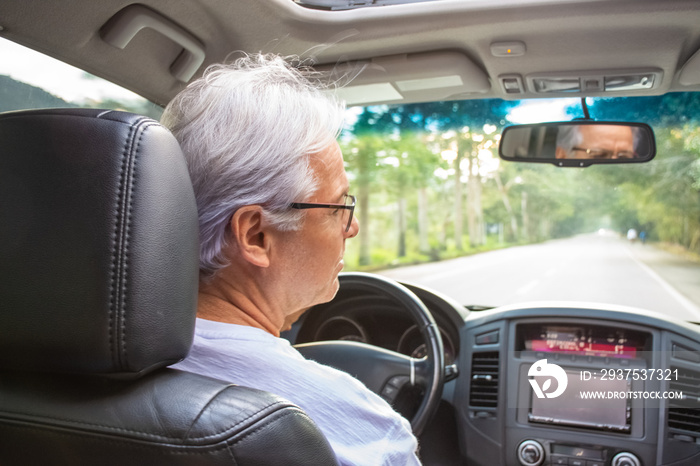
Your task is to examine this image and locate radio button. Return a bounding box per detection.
[517,440,545,466]
[611,452,641,466]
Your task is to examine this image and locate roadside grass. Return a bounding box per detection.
[343,236,531,272]
[654,242,700,264]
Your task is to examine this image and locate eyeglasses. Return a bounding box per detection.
[571,147,637,159]
[290,194,356,232]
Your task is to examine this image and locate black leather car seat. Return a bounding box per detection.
[0,108,338,465]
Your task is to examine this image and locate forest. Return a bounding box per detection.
[0,75,162,119]
[340,93,700,270]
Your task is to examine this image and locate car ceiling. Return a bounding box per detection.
[2,0,700,107]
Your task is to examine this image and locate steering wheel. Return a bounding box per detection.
[295,272,445,436]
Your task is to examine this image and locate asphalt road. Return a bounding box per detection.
[377,233,700,323]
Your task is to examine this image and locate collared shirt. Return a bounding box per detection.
[172,318,421,466]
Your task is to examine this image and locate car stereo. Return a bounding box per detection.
[516,323,651,434]
[519,323,648,359]
[528,369,631,432]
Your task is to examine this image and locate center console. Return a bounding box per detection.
[456,309,695,466]
[510,322,653,466]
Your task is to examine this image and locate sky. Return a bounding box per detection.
[507,98,579,124]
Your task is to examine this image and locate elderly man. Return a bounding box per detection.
[161,53,420,465]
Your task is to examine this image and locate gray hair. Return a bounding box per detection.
[555,124,584,154]
[161,53,346,278]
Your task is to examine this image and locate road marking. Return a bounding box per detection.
[517,279,540,295]
[625,247,700,321]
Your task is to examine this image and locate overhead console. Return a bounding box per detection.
[498,68,663,97]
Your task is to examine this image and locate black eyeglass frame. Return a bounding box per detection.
[290,194,356,232]
[571,146,637,159]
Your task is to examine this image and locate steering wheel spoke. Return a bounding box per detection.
[295,272,445,436]
[295,340,415,393]
[380,373,410,403]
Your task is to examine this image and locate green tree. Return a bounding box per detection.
[342,108,388,265]
[561,93,700,253]
[380,132,443,257]
[0,75,74,111]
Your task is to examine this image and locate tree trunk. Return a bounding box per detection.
[358,187,371,266]
[418,187,429,253]
[466,153,485,247]
[521,191,529,241]
[454,152,463,250]
[494,173,519,241]
[397,197,407,258]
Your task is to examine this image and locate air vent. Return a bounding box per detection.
[469,351,500,408]
[668,367,700,434]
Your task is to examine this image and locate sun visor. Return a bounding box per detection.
[679,48,700,86]
[319,51,490,106]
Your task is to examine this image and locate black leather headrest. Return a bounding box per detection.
[0,109,199,378]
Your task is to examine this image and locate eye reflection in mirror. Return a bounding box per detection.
[499,121,655,167]
[556,124,636,160]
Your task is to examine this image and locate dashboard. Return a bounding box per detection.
[311,314,456,362]
[292,283,465,365]
[463,306,700,466]
[286,280,700,466]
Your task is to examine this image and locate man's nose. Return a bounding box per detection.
[346,215,359,238]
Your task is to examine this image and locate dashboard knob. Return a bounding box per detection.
[517,440,545,466]
[612,452,641,466]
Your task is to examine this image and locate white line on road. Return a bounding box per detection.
[625,247,700,321]
[517,279,540,295]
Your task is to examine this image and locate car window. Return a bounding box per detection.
[0,37,162,119]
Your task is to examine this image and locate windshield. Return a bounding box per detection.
[4,34,699,323]
[341,95,700,322]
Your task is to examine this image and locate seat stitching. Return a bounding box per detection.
[0,423,237,455]
[109,122,137,368]
[0,398,292,443]
[229,408,313,445]
[184,396,294,441]
[111,119,160,369]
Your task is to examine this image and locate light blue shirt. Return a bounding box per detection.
[173,318,421,466]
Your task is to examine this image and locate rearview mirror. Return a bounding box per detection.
[499,122,656,167]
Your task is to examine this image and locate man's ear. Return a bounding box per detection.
[229,206,271,268]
